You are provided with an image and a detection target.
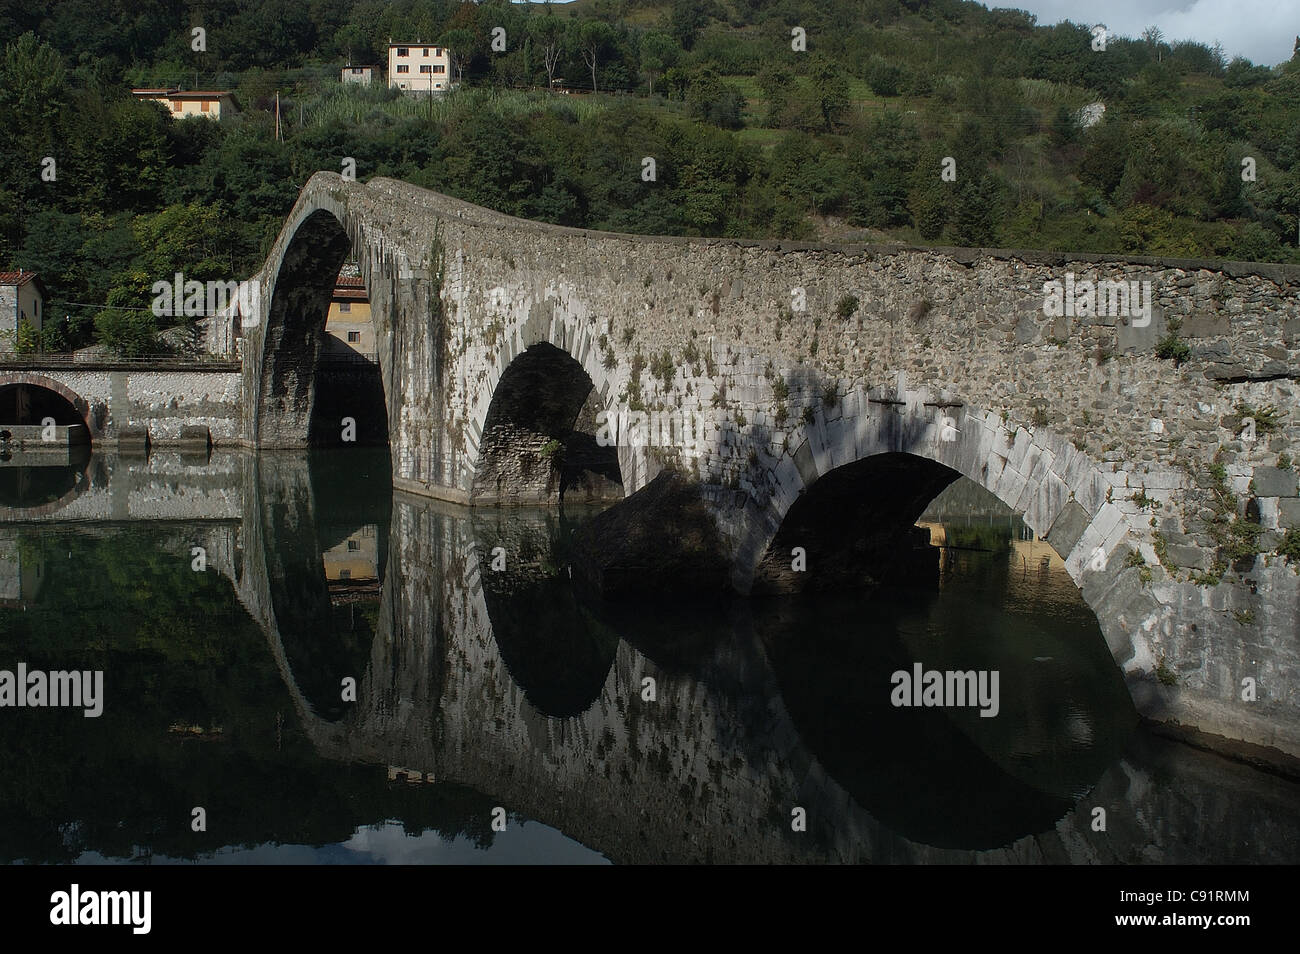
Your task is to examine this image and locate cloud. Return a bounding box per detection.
[1001,0,1297,66]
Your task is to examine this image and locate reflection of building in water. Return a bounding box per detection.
[917,477,1082,606]
[322,525,379,603]
[387,765,435,784]
[0,543,45,608]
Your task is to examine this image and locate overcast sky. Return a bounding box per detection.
[1000,0,1298,66]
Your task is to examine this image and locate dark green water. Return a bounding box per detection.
[0,448,1296,865]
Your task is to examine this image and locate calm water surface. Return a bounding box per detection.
[0,448,1297,864]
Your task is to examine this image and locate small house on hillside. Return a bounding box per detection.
[341,65,378,86]
[132,88,238,120]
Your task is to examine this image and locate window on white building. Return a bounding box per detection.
[396,64,409,73]
[420,65,431,73]
[396,47,408,56]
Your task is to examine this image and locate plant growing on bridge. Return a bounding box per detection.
[1151,531,1178,577]
[1278,529,1300,572]
[627,351,647,410]
[650,349,675,385]
[1130,489,1159,510]
[1155,317,1190,366]
[835,294,859,319]
[1230,402,1282,436]
[1125,548,1153,583]
[682,338,700,367]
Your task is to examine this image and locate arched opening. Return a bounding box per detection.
[752,451,1137,849]
[0,382,91,508]
[0,382,85,429]
[753,452,960,594]
[258,209,389,453]
[308,265,389,448]
[471,342,621,504]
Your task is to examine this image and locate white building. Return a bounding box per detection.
[387,43,451,94]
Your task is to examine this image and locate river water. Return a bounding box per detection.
[1,447,1297,864]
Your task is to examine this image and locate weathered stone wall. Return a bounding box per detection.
[0,366,242,446]
[246,173,1300,758]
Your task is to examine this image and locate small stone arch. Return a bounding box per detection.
[0,372,92,432]
[465,308,642,504]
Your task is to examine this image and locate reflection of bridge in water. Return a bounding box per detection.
[3,451,1298,863]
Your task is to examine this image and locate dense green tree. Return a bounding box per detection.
[951,174,1000,246]
[640,31,679,95]
[686,68,744,129]
[810,56,851,132]
[668,0,706,51]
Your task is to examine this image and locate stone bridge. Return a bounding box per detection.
[237,172,1300,760]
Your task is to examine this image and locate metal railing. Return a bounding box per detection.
[0,351,239,369]
[316,351,379,367]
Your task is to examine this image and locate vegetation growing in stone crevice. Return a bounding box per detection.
[1228,402,1283,436]
[908,299,933,322]
[1151,531,1178,577]
[1154,317,1191,366]
[625,350,648,411]
[1278,529,1300,571]
[650,349,675,385]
